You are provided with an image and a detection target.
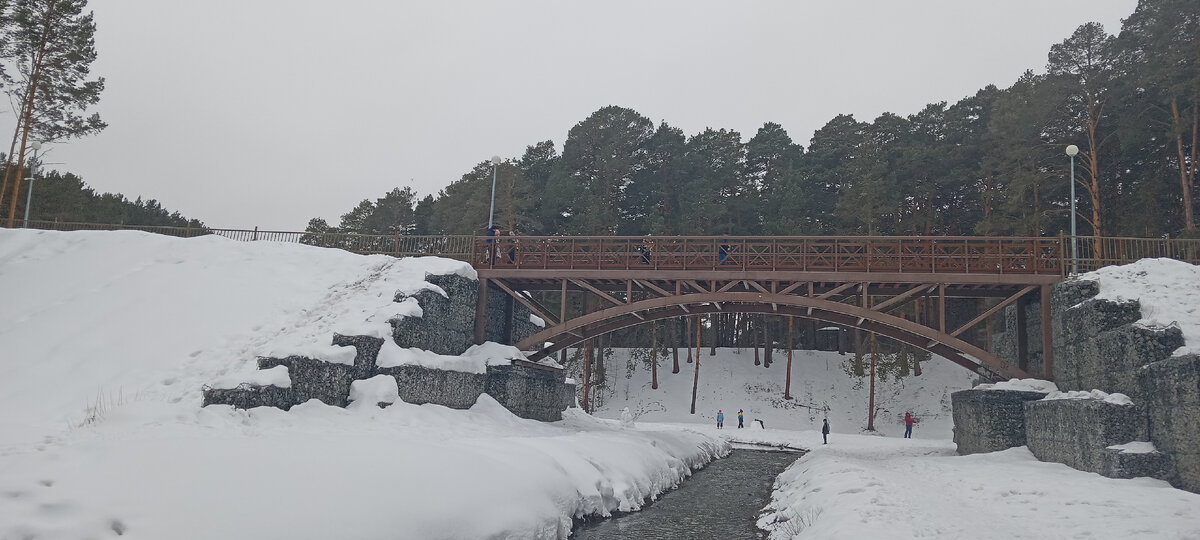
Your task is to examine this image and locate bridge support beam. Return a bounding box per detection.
[1041,284,1054,380]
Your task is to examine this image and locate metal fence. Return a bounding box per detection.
[6,221,1200,273]
[9,220,475,260]
[1066,235,1200,274]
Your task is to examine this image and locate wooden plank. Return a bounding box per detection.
[871,284,935,313]
[950,285,1037,338]
[490,278,558,326]
[817,281,858,300]
[570,279,625,307]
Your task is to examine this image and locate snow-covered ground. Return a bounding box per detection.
[2,230,1198,539]
[0,230,724,539]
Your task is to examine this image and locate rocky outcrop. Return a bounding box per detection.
[391,273,540,355]
[968,276,1199,493]
[204,270,574,422]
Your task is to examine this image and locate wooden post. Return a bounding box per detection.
[690,314,701,414]
[784,316,794,400]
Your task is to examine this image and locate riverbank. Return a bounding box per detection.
[637,422,1200,539]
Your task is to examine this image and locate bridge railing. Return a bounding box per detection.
[474,236,1065,275]
[1067,235,1200,273]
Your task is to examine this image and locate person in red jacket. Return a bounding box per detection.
[904,412,915,438]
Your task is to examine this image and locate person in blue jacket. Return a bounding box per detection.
[822,418,830,444]
[716,410,724,429]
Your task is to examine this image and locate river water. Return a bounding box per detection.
[571,449,802,540]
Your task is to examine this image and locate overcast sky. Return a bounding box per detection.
[12,1,1139,231]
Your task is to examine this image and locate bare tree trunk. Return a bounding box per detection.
[784,316,794,400]
[671,318,680,374]
[867,333,878,431]
[709,313,718,355]
[582,338,593,413]
[753,315,761,365]
[651,322,659,390]
[690,315,701,415]
[686,315,693,363]
[1173,96,1196,231]
[763,318,772,368]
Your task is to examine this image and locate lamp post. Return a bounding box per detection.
[487,155,501,229]
[22,141,42,228]
[1065,144,1079,274]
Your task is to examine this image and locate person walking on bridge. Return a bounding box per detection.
[737,409,744,429]
[716,410,724,429]
[904,412,915,438]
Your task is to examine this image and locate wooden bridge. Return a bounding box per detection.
[470,235,1127,382]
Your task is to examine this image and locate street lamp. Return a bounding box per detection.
[1065,144,1079,274]
[22,141,42,228]
[487,155,501,229]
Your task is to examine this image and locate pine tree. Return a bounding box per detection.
[1,0,106,226]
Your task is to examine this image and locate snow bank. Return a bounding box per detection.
[757,434,1200,539]
[1043,389,1134,406]
[1108,441,1157,454]
[1085,258,1200,356]
[209,364,291,390]
[0,229,727,540]
[974,378,1059,393]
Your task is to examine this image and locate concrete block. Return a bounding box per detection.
[951,389,1048,455]
[1025,398,1146,473]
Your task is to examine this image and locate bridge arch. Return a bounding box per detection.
[515,292,1029,380]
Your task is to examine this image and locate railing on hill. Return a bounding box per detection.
[7,220,1200,275]
[1068,235,1200,273]
[10,220,475,260]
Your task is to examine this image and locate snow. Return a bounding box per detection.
[974,378,1059,393]
[2,230,1198,539]
[1044,389,1135,406]
[1109,441,1158,454]
[210,364,291,390]
[753,435,1200,540]
[1084,258,1200,356]
[530,313,546,327]
[0,230,726,539]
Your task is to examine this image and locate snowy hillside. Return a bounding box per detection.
[0,230,726,539]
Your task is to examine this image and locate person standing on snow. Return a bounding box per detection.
[822,419,830,444]
[716,410,724,429]
[737,409,744,429]
[904,412,915,438]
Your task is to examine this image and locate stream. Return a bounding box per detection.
[571,448,802,540]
